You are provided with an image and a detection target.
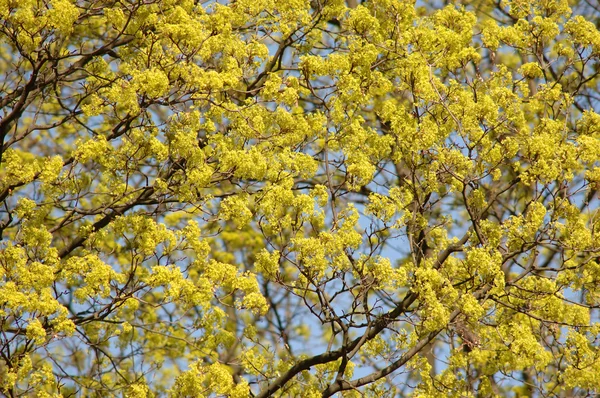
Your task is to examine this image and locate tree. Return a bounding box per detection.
[1,0,600,396]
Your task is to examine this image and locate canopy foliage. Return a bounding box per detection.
[1,0,600,396]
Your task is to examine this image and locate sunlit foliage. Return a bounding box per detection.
[1,0,600,396]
